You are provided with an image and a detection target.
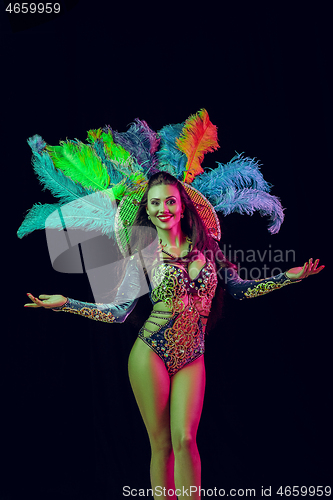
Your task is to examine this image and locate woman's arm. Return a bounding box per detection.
[221,258,324,300]
[24,255,143,323]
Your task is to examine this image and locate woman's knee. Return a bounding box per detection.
[171,431,197,454]
[150,432,173,456]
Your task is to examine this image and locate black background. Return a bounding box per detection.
[1,2,331,499]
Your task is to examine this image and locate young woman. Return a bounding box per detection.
[24,172,324,499]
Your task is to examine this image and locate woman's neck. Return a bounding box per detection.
[158,229,191,260]
[157,225,186,249]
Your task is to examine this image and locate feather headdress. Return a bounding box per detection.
[18,109,285,243]
[17,133,141,239]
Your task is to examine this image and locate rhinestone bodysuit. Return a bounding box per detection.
[137,258,218,376]
[54,253,299,376]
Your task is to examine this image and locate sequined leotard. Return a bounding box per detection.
[136,257,218,375]
[54,252,299,376]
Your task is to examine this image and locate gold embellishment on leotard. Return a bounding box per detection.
[243,277,293,298]
[150,264,187,314]
[163,298,202,375]
[60,305,116,323]
[195,261,218,315]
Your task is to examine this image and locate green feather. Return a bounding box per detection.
[46,140,111,193]
[101,130,133,165]
[86,128,135,176]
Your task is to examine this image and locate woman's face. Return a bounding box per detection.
[146,183,184,231]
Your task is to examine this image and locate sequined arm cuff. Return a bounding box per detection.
[52,297,138,323]
[223,268,301,300]
[51,255,142,323]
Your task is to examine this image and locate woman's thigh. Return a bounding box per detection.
[128,339,172,444]
[169,356,206,447]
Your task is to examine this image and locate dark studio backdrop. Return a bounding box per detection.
[1,2,331,499]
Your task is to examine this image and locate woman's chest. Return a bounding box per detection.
[149,259,218,299]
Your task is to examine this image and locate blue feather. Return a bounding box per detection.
[54,194,118,236]
[17,192,118,239]
[27,134,46,154]
[213,187,284,234]
[91,138,124,186]
[110,119,160,177]
[28,140,96,204]
[18,136,120,238]
[17,202,62,238]
[28,134,131,210]
[156,123,187,178]
[192,152,272,195]
[189,152,283,233]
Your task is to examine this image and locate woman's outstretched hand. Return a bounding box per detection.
[24,293,67,309]
[285,258,325,280]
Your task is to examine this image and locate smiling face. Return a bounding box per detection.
[146,183,184,232]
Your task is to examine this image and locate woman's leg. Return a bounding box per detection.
[128,339,176,499]
[170,355,206,500]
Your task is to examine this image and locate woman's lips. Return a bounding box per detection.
[157,215,173,221]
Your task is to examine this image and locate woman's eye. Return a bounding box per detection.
[150,200,176,206]
[150,199,176,206]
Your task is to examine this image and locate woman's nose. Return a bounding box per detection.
[161,202,170,212]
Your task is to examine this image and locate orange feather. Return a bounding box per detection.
[176,109,219,183]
